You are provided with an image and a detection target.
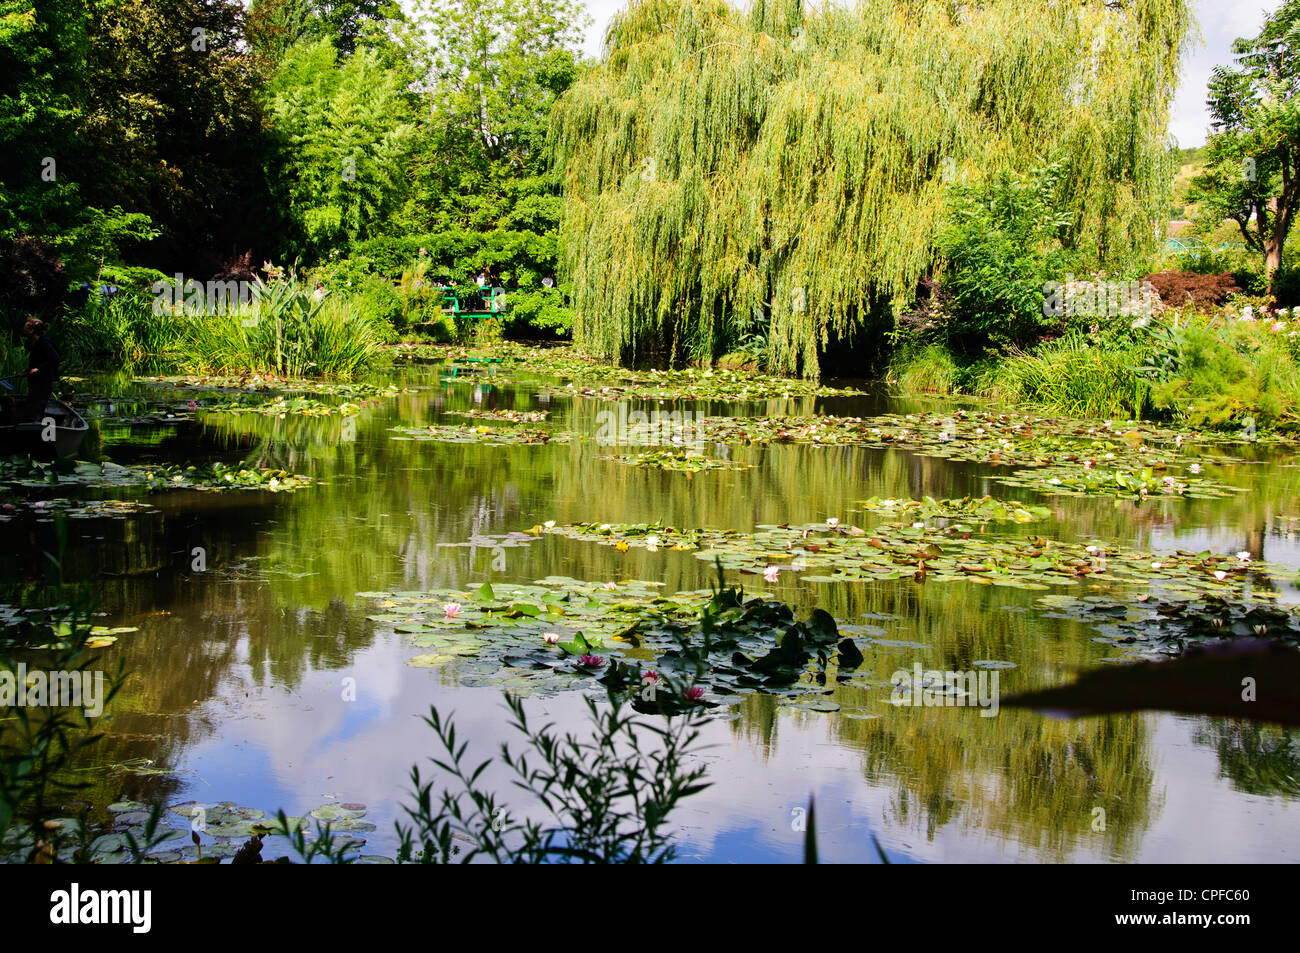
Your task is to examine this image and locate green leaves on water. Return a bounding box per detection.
[856,495,1051,523]
[443,408,549,423]
[0,457,311,492]
[357,576,868,707]
[389,423,571,445]
[994,465,1242,500]
[537,519,1285,597]
[405,342,864,401]
[602,449,753,471]
[1036,591,1300,658]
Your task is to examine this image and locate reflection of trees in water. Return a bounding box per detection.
[36,371,1300,849]
[1192,721,1300,798]
[724,578,1161,860]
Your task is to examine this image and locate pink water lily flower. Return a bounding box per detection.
[1237,551,1251,562]
[603,581,617,590]
[641,670,660,684]
[826,517,840,529]
[443,602,461,619]
[543,632,559,644]
[684,686,705,701]
[578,654,604,668]
[763,566,780,583]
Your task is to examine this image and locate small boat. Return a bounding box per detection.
[0,399,89,459]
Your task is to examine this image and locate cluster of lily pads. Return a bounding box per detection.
[358,576,875,712]
[601,449,753,471]
[124,375,406,419]
[0,498,156,521]
[855,495,1052,523]
[1037,591,1300,660]
[443,408,549,423]
[390,423,570,445]
[993,464,1242,500]
[534,518,1284,593]
[396,342,864,401]
[0,604,138,649]
[0,457,311,492]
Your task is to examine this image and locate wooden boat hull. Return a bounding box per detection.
[0,399,89,459]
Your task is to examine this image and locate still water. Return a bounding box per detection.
[8,357,1299,862]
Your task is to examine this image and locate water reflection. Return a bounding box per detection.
[2,363,1298,862]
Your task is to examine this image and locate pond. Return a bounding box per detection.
[4,351,1299,863]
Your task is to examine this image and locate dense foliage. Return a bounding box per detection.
[0,0,583,343]
[551,0,1191,377]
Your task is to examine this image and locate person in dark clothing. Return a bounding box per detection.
[8,318,60,423]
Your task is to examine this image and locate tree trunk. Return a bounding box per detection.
[1266,238,1284,294]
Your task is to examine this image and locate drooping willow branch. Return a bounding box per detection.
[550,0,1193,377]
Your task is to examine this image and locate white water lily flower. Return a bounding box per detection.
[543,632,559,644]
[1189,463,1202,474]
[1237,551,1251,562]
[645,536,660,551]
[1214,570,1228,580]
[826,517,840,528]
[912,521,925,529]
[1151,562,1163,570]
[763,566,780,583]
[544,520,556,529]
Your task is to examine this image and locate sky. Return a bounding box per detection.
[575,0,1287,149]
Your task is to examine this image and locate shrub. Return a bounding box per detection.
[503,289,574,338]
[1150,320,1300,432]
[981,332,1151,419]
[1142,271,1242,308]
[934,164,1076,353]
[887,343,960,395]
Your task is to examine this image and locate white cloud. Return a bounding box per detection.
[1172,0,1285,147]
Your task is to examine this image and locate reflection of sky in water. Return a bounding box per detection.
[17,364,1300,863]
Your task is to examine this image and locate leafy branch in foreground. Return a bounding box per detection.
[0,532,126,863]
[394,674,712,864]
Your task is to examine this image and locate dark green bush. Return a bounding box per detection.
[934,164,1077,354]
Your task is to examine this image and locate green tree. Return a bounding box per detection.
[393,0,585,288]
[265,37,420,257]
[551,0,1191,377]
[0,0,89,239]
[75,0,272,273]
[1190,0,1300,293]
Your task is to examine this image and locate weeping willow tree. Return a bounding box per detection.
[549,0,1193,377]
